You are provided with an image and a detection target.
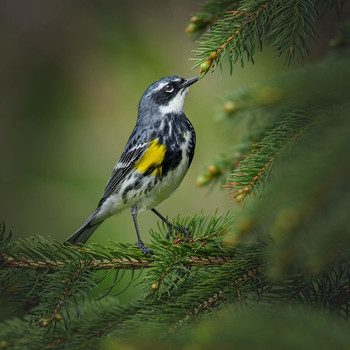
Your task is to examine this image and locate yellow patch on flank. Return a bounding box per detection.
[134,139,166,177]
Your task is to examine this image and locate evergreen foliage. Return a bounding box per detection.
[1,1,350,348]
[191,0,347,73]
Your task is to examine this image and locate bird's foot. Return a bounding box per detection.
[166,224,190,242]
[135,241,153,258]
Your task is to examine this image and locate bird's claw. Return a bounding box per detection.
[166,224,190,241]
[135,241,153,258]
[181,225,190,242]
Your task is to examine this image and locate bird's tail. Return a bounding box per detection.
[65,210,102,246]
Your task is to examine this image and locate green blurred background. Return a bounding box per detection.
[0,1,342,309]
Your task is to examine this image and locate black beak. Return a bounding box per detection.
[180,77,199,89]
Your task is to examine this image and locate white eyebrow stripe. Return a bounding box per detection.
[154,79,182,92]
[155,82,169,91]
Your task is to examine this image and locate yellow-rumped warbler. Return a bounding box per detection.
[65,76,198,257]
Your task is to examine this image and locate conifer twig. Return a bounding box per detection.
[169,266,263,333]
[225,110,313,203]
[0,253,234,271]
[39,264,87,328]
[194,0,276,73]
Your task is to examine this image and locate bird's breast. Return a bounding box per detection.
[160,116,195,177]
[134,130,194,212]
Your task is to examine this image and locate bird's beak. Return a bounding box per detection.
[180,77,199,89]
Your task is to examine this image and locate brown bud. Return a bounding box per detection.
[223,101,238,115]
[190,15,204,24]
[207,165,219,174]
[39,318,50,327]
[235,189,245,203]
[186,23,197,34]
[209,51,218,59]
[199,60,212,73]
[195,174,211,187]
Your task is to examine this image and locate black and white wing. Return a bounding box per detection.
[98,141,148,206]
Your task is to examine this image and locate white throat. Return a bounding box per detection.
[158,89,189,114]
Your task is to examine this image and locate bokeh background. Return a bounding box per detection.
[0,0,344,310]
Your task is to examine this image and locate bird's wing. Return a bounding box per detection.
[98,142,149,205]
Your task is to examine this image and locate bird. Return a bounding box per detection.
[65,76,198,257]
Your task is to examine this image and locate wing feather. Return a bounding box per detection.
[98,142,148,205]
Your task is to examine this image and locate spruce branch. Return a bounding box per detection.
[0,243,267,348]
[169,265,263,334]
[191,0,343,76]
[224,108,314,203]
[193,0,276,74]
[271,0,318,64]
[0,212,234,321]
[196,47,350,190]
[38,262,88,328]
[226,101,350,275]
[1,243,350,348]
[186,0,240,36]
[0,252,232,271]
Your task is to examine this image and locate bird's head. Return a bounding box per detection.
[137,76,198,123]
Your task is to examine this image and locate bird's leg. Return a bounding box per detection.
[151,208,190,241]
[131,206,153,258]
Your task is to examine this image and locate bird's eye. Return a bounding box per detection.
[163,83,174,93]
